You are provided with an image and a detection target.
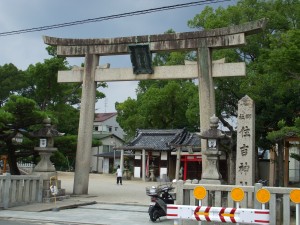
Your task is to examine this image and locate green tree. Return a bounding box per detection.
[0,95,46,174]
[0,63,27,107]
[116,80,198,139]
[23,47,106,134]
[117,46,199,138]
[116,98,144,139]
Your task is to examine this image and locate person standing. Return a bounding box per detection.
[116,165,122,185]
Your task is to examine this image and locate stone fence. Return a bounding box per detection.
[17,162,35,175]
[0,173,43,209]
[175,180,298,225]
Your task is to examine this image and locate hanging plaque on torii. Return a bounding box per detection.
[43,19,267,195]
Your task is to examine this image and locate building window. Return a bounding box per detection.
[115,127,118,131]
[107,126,112,132]
[97,125,107,132]
[94,126,99,131]
[103,145,110,153]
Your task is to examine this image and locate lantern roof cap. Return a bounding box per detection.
[198,115,228,140]
[31,118,65,138]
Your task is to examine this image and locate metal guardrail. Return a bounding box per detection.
[175,180,299,225]
[0,173,43,209]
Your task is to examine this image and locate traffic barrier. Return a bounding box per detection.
[167,205,269,224]
[167,185,271,224]
[175,182,300,224]
[168,185,300,224]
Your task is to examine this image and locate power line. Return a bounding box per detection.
[0,0,230,37]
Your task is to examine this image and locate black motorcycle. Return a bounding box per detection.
[146,184,175,222]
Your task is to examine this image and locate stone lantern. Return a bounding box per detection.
[31,118,64,180]
[199,115,228,184]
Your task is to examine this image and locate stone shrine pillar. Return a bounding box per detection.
[235,95,255,186]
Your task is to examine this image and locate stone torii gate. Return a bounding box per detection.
[43,19,266,194]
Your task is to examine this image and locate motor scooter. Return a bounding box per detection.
[146,184,175,222]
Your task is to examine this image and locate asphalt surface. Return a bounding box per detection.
[0,172,173,225]
[0,204,173,225]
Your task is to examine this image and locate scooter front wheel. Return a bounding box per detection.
[149,206,160,222]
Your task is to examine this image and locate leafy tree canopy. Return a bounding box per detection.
[0,63,27,107]
[0,95,47,174]
[267,118,300,142]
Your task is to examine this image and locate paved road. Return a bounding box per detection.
[0,204,173,225]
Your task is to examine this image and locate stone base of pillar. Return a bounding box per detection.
[42,179,69,203]
[32,172,70,203]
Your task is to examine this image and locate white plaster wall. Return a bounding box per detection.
[160,168,167,178]
[134,167,141,178]
[289,146,300,182]
[152,151,160,156]
[135,151,141,159]
[90,147,103,173]
[161,152,167,160]
[103,158,109,174]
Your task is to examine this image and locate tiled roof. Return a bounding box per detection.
[180,133,201,146]
[94,112,117,122]
[94,151,134,158]
[126,129,200,151]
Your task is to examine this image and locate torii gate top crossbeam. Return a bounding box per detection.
[43,19,266,56]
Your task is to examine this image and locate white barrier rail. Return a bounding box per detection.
[167,205,269,224]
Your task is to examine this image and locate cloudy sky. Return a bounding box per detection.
[0,0,234,112]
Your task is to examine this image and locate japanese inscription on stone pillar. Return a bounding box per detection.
[235,95,255,186]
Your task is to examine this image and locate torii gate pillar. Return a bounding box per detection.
[73,54,99,194]
[198,46,215,171]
